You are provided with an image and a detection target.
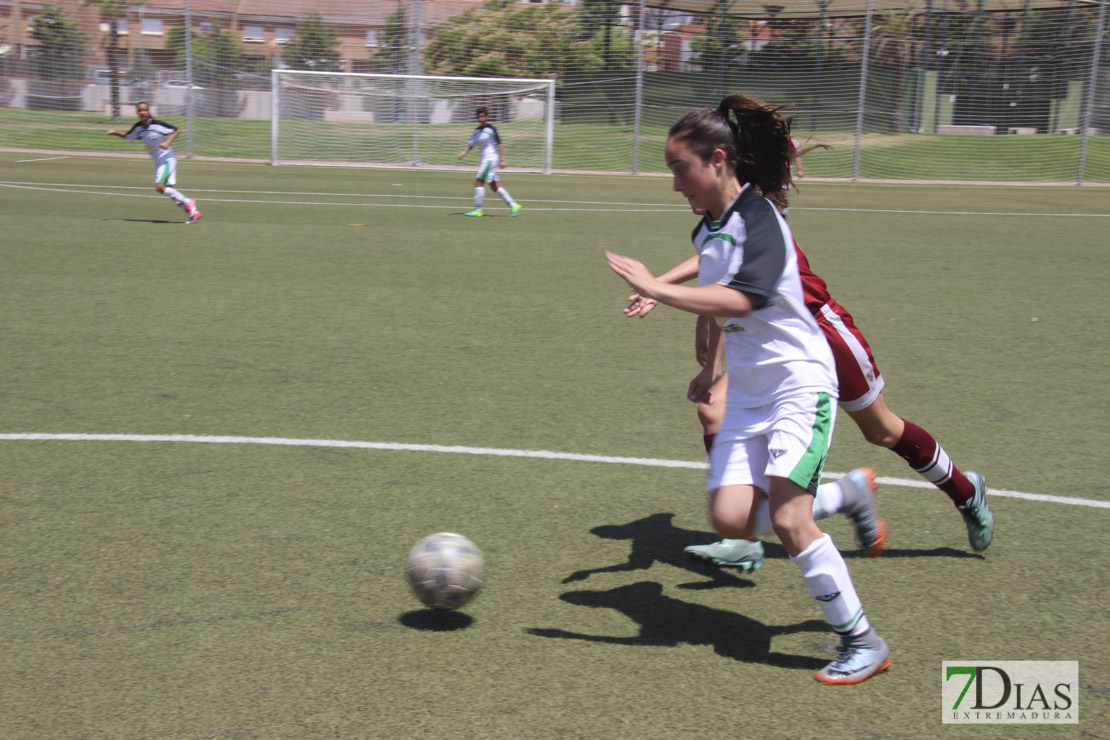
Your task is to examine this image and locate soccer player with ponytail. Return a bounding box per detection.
[607,94,891,684]
[624,100,993,571]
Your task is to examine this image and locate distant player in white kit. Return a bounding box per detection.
[458,106,521,218]
[107,102,202,224]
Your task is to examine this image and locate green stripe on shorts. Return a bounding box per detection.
[789,391,832,493]
[477,161,493,182]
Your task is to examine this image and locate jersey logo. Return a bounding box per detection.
[768,448,786,459]
[815,591,841,602]
[722,324,745,334]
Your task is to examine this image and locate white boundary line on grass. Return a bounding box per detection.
[2,180,1109,218]
[3,432,1107,510]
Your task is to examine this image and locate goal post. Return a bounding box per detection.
[271,70,556,173]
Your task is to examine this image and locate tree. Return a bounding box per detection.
[29,4,86,80]
[689,15,744,74]
[370,8,407,75]
[282,14,344,72]
[167,23,242,88]
[871,5,921,133]
[423,0,608,80]
[84,0,134,121]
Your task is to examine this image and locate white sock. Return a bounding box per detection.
[791,533,870,637]
[474,187,485,209]
[812,481,845,520]
[497,187,515,206]
[163,187,188,208]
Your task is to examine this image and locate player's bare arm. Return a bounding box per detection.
[606,251,754,317]
[687,321,724,403]
[162,129,181,148]
[622,254,704,318]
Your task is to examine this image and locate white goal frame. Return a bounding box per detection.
[271,70,556,173]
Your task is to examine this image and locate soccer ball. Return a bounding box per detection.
[405,532,485,611]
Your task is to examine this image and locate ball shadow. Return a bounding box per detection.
[399,609,474,631]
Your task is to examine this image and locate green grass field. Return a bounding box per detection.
[1,153,1108,739]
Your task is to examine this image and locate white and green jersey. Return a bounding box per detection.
[695,184,837,408]
[467,123,501,163]
[124,119,178,167]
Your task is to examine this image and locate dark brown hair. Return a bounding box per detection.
[669,94,804,211]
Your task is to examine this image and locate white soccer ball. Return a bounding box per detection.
[405,532,485,611]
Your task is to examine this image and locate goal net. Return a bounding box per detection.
[271,70,556,172]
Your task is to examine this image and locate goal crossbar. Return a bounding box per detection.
[271,70,556,173]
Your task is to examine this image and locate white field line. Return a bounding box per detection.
[2,432,1107,509]
[14,156,70,163]
[0,183,683,212]
[2,181,1108,218]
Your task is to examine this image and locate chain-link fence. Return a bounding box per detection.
[1,0,1106,182]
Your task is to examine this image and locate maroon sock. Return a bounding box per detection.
[703,433,716,455]
[891,419,975,506]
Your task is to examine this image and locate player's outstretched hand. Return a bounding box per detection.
[623,293,658,318]
[605,251,657,298]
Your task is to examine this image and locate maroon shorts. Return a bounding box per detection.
[814,299,883,411]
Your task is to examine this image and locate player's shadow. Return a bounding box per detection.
[562,512,772,590]
[105,218,179,224]
[528,581,829,670]
[565,512,982,585]
[399,609,474,631]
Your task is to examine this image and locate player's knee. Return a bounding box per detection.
[862,426,900,449]
[710,513,753,539]
[155,184,166,193]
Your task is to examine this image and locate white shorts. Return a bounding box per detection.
[155,159,177,187]
[475,158,499,183]
[706,391,836,494]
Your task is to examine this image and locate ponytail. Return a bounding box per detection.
[670,94,821,211]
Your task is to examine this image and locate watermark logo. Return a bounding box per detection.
[942,661,1078,724]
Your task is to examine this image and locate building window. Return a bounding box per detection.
[242,25,265,43]
[365,29,379,47]
[116,18,129,35]
[199,21,217,34]
[274,27,295,45]
[141,18,163,36]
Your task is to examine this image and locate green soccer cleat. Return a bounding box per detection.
[959,471,994,551]
[464,209,483,217]
[684,538,764,573]
[510,204,522,217]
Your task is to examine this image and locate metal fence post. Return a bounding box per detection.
[632,0,646,175]
[1077,0,1107,185]
[185,0,194,159]
[853,0,875,180]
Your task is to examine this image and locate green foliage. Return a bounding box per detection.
[370,8,407,74]
[29,4,86,80]
[688,15,746,73]
[166,23,243,88]
[83,0,135,119]
[282,14,344,72]
[423,2,609,80]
